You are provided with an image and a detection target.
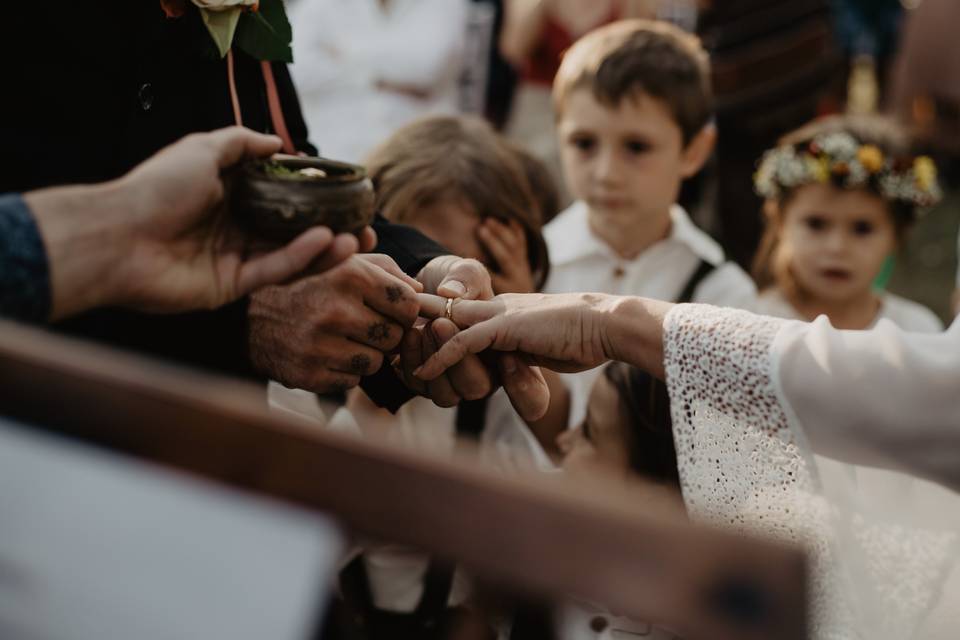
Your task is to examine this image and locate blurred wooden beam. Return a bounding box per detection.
[0,320,807,639]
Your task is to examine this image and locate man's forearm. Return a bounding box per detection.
[25,181,130,321]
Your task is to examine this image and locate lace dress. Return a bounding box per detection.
[663,304,960,639]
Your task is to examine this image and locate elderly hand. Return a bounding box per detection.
[412,292,672,381]
[248,253,422,393]
[29,127,372,320]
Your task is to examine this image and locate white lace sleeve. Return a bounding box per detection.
[662,304,960,640]
[663,304,812,517]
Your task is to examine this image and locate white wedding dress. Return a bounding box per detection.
[662,305,960,639]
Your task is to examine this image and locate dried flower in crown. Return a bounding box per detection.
[754,131,943,218]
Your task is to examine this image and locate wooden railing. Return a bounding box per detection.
[0,320,807,639]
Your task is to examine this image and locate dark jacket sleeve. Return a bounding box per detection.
[54,301,257,381]
[360,215,451,412]
[371,215,448,276]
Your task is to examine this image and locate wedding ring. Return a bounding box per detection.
[444,297,455,321]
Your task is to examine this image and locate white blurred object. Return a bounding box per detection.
[268,380,348,430]
[0,418,342,640]
[458,1,496,115]
[657,0,698,32]
[289,0,471,163]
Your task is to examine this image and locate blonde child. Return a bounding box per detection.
[752,115,944,332]
[544,19,756,430]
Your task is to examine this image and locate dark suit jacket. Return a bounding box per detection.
[2,3,445,409]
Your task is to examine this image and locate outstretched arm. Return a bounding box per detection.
[24,127,361,321]
[417,290,960,491]
[414,292,672,379]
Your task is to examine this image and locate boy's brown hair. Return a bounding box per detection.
[504,140,562,225]
[553,19,712,144]
[365,115,550,290]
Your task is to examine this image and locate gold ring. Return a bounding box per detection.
[444,297,455,321]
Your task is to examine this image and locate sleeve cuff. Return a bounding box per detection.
[0,193,51,323]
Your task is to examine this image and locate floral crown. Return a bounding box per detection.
[754,131,943,217]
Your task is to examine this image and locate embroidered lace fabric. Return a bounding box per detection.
[663,304,957,640]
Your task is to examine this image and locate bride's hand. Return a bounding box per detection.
[414,292,618,379]
[415,292,672,381]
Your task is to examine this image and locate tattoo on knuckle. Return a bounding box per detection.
[349,354,372,375]
[367,322,391,343]
[385,285,405,303]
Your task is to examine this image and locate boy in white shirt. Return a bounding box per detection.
[545,19,756,428]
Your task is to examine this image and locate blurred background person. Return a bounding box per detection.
[832,0,906,115]
[289,0,470,164]
[887,0,960,322]
[696,0,840,270]
[499,0,656,206]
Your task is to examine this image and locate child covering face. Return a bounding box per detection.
[336,115,562,636]
[752,115,944,332]
[362,114,571,454]
[367,115,550,295]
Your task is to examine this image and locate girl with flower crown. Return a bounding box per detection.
[751,115,944,333]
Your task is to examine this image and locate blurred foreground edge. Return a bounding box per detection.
[0,319,808,640]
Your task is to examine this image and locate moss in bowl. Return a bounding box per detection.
[231,155,376,242]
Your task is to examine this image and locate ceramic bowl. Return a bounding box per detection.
[231,155,376,242]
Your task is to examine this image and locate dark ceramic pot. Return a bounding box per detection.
[231,155,376,242]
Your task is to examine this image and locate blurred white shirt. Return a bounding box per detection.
[544,201,757,428]
[289,0,469,163]
[755,288,944,333]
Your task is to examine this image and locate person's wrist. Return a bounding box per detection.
[100,174,161,307]
[26,180,133,319]
[598,295,670,377]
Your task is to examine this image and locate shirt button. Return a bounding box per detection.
[138,83,154,111]
[612,266,626,279]
[589,616,609,633]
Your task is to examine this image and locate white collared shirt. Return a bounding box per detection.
[754,288,944,333]
[544,201,757,428]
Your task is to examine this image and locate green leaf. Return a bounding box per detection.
[235,0,293,63]
[200,7,242,59]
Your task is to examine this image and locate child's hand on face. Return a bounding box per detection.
[477,217,535,294]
